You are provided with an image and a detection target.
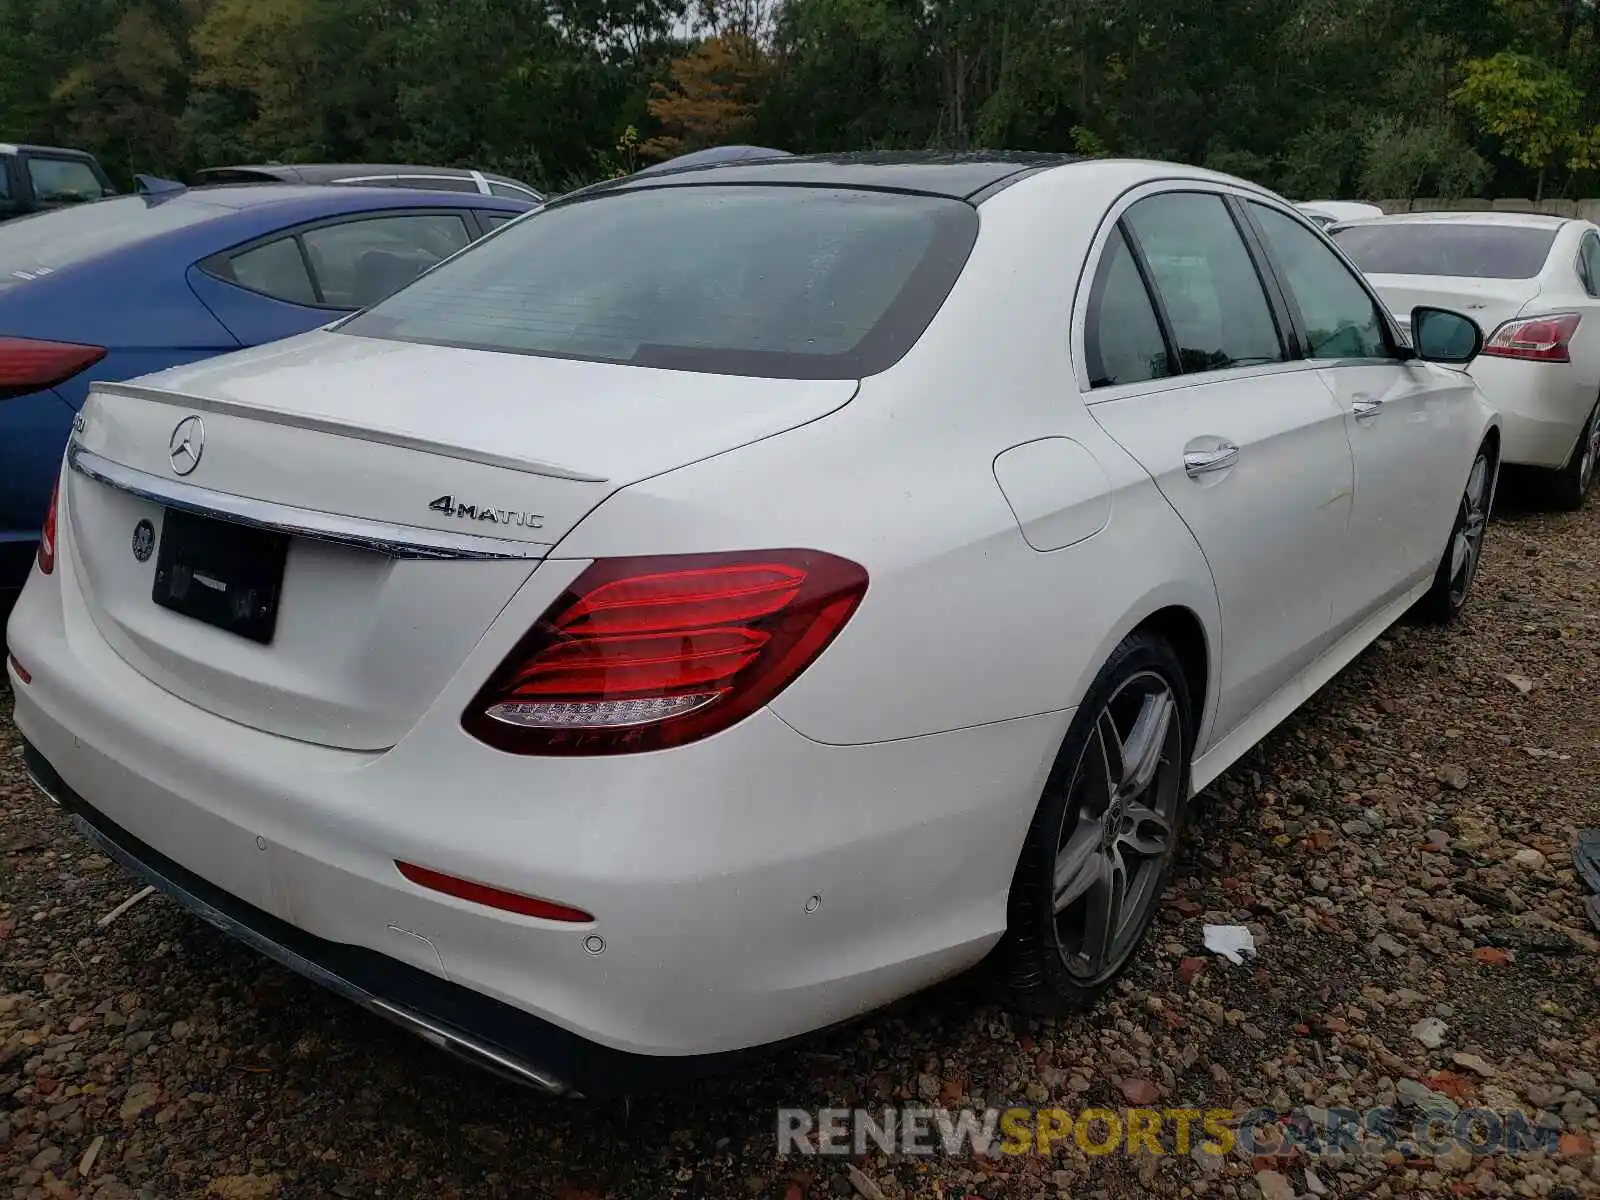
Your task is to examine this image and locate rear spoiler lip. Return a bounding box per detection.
[87,379,609,484]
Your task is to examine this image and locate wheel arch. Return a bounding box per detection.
[1482,418,1502,461]
[1130,605,1210,740]
[1067,579,1221,760]
[1480,417,1503,505]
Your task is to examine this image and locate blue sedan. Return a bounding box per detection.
[0,183,535,598]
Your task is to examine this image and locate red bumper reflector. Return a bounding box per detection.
[6,653,30,684]
[395,860,593,923]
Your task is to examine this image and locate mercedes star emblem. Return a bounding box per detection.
[168,415,204,476]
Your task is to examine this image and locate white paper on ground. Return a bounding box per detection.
[1202,924,1257,964]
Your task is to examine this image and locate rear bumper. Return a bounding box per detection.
[21,741,597,1093]
[6,537,1066,1088]
[1468,357,1595,469]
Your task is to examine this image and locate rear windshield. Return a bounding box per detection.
[0,195,228,282]
[1332,223,1558,279]
[341,184,980,378]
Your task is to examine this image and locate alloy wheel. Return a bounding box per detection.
[1052,670,1183,981]
[1448,452,1491,608]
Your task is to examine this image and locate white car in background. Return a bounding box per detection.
[1332,211,1600,507]
[8,155,1500,1096]
[1297,200,1385,229]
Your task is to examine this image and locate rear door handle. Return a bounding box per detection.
[1353,396,1384,420]
[1183,441,1240,477]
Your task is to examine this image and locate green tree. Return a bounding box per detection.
[1455,50,1585,198]
[51,3,190,181]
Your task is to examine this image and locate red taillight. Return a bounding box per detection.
[0,337,107,400]
[1482,312,1581,362]
[464,550,869,755]
[395,861,594,922]
[36,477,59,575]
[6,653,30,684]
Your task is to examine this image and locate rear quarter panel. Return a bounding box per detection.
[186,265,332,346]
[549,166,1222,750]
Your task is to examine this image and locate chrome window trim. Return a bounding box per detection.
[1081,357,1329,404]
[67,443,551,561]
[333,173,464,185]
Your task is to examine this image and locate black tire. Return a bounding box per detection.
[996,632,1193,1015]
[1415,440,1496,625]
[1546,400,1600,511]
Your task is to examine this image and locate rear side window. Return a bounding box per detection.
[301,213,469,307]
[489,181,540,201]
[1085,227,1172,387]
[1332,223,1558,279]
[1580,232,1600,298]
[343,185,979,379]
[210,212,472,309]
[1123,192,1285,373]
[27,156,108,203]
[0,195,226,282]
[230,237,316,305]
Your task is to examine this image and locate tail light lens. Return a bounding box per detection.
[464,550,869,755]
[0,337,106,400]
[1482,312,1581,362]
[36,477,59,575]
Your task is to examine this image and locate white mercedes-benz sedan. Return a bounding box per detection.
[1332,211,1600,508]
[7,154,1500,1096]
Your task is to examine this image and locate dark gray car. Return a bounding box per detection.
[0,143,117,221]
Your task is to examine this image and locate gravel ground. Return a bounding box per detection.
[3,489,1599,1200]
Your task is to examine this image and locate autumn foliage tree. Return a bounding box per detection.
[641,34,770,161]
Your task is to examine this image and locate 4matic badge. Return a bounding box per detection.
[428,495,544,530]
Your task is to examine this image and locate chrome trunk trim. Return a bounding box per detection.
[67,443,550,561]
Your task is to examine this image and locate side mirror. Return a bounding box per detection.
[1411,306,1483,365]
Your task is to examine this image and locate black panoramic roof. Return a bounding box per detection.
[588,151,1080,202]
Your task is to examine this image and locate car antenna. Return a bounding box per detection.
[134,174,187,200]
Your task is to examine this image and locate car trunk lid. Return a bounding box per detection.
[62,330,856,750]
[1363,274,1543,341]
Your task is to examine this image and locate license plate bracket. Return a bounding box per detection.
[151,509,289,644]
